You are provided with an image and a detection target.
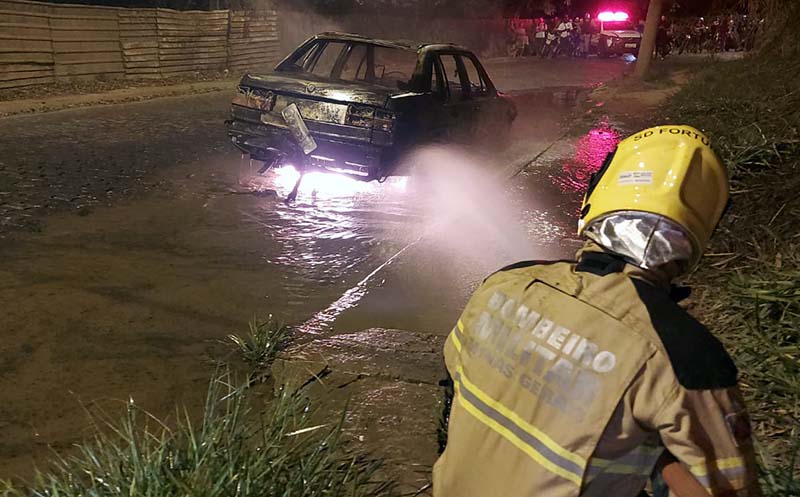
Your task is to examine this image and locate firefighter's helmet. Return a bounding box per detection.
[578,125,729,270]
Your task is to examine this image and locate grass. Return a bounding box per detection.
[663,55,800,494]
[0,371,395,497]
[0,317,395,497]
[228,315,291,371]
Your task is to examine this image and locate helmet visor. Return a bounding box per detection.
[584,212,695,271]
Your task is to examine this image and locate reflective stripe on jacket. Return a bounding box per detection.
[433,250,762,497]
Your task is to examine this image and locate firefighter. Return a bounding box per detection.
[433,125,763,497]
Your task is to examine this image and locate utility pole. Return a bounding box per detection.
[635,0,663,78]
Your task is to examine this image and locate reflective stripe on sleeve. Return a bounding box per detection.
[690,457,748,490]
[586,445,663,483]
[453,367,586,485]
[450,320,465,352]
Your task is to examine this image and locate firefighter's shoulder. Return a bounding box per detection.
[631,278,739,391]
[484,259,572,282]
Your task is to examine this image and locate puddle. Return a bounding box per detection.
[552,119,621,195]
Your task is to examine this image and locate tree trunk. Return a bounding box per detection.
[635,0,663,78]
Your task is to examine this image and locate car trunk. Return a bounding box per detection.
[238,73,398,128]
[230,71,404,179]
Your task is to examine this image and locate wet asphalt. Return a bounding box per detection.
[0,57,629,479]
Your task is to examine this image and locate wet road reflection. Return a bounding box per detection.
[322,117,629,335]
[553,120,621,195]
[235,167,420,317]
[228,117,627,338]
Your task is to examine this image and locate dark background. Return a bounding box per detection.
[30,0,747,16]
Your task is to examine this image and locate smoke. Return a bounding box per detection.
[275,2,508,58]
[278,9,347,55]
[403,145,545,271]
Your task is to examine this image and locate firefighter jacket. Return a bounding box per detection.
[433,249,762,497]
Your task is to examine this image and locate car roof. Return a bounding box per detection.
[314,32,471,54]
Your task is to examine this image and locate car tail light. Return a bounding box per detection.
[232,86,276,111]
[345,106,398,133]
[374,109,397,133]
[345,105,374,128]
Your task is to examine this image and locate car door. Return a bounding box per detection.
[459,52,494,135]
[434,53,474,140]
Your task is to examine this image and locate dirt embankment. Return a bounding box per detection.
[0,79,238,118]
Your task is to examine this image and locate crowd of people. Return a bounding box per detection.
[659,15,760,57]
[506,13,760,59]
[507,15,601,58]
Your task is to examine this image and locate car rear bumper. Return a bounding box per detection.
[609,40,641,54]
[227,115,387,180]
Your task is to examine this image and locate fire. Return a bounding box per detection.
[270,165,406,199]
[273,165,373,197]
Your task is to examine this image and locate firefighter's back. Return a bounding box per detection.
[434,250,748,496]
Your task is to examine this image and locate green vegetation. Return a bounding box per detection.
[228,315,291,371]
[752,0,800,56]
[664,55,800,494]
[0,321,394,497]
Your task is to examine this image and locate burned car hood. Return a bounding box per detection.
[241,73,399,108]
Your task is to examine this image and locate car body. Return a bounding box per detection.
[593,19,642,56]
[226,32,516,181]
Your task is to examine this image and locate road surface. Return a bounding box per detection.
[0,57,630,481]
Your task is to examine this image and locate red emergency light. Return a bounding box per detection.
[597,11,630,22]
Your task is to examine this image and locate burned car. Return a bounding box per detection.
[227,32,516,183]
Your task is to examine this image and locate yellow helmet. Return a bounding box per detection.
[578,124,729,269]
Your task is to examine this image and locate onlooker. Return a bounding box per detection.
[555,17,573,56]
[502,13,756,60]
[557,17,572,39]
[582,13,596,57]
[656,15,671,59]
[571,17,584,56]
[514,24,530,57]
[532,18,547,57]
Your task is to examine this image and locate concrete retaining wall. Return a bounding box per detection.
[0,0,280,89]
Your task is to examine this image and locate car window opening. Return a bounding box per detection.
[281,40,417,90]
[462,56,487,95]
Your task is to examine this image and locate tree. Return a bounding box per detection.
[751,0,800,55]
[634,0,662,78]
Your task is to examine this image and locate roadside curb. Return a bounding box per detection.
[0,79,239,118]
